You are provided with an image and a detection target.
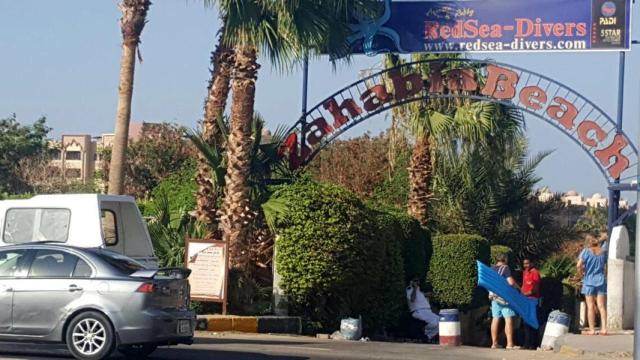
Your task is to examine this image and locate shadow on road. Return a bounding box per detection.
[0,344,310,360]
[194,337,313,346]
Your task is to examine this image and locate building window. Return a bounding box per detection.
[65,151,81,160]
[49,149,61,160]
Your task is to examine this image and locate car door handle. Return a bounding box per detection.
[69,285,83,292]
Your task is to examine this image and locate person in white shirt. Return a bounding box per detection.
[406,279,439,340]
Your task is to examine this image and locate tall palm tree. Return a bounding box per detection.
[215,0,378,269]
[108,0,151,195]
[386,54,519,226]
[195,21,235,236]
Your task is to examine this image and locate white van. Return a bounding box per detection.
[0,194,158,268]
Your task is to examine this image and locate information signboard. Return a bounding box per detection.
[348,0,631,54]
[185,238,229,313]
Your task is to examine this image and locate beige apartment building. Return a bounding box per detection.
[48,123,144,185]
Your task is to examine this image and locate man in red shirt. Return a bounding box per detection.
[521,258,541,349]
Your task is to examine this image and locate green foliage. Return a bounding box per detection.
[575,207,608,235]
[0,115,50,194]
[267,180,405,332]
[540,255,576,280]
[145,192,206,268]
[428,234,490,309]
[100,123,194,198]
[369,211,406,329]
[395,212,431,284]
[490,245,514,268]
[149,159,198,216]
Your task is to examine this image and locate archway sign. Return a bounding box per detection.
[278,0,637,229]
[278,0,640,348]
[279,58,637,186]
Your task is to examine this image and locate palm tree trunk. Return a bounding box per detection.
[108,0,151,195]
[408,135,433,225]
[195,27,235,237]
[221,45,260,270]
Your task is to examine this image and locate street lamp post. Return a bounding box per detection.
[633,39,640,360]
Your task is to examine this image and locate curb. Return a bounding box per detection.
[196,315,302,335]
[559,345,633,358]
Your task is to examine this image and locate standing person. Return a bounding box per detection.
[577,234,608,335]
[406,279,439,342]
[490,254,519,349]
[521,258,541,349]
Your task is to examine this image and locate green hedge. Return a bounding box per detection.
[429,234,490,309]
[271,181,405,333]
[396,214,431,285]
[366,204,431,286]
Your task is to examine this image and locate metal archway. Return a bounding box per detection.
[280,58,638,187]
[277,58,639,230]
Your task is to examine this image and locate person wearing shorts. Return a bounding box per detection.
[490,254,519,349]
[577,234,608,335]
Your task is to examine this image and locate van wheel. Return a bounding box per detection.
[118,344,158,358]
[65,311,115,360]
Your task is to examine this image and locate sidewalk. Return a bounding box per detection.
[560,332,633,357]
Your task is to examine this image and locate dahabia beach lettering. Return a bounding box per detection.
[279,63,630,180]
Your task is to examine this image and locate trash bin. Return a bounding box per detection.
[340,317,362,340]
[541,310,570,351]
[439,309,461,346]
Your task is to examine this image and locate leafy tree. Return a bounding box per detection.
[307,132,390,197]
[101,123,194,199]
[0,115,50,194]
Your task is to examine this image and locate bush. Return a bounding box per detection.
[369,211,406,329]
[366,203,431,286]
[271,181,405,333]
[429,234,490,309]
[490,245,514,268]
[395,213,431,285]
[540,254,576,280]
[147,159,197,216]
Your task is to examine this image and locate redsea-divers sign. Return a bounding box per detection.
[347,0,632,54]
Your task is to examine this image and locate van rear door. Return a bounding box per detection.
[99,201,157,268]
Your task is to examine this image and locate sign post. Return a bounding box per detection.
[185,238,229,314]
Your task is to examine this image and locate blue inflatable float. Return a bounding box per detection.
[476,261,539,329]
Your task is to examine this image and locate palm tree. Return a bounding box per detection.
[212,0,378,270]
[195,21,235,236]
[188,113,291,269]
[108,0,152,195]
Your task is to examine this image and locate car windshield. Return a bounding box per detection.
[93,250,145,275]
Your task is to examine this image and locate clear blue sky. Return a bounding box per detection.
[1,1,640,199]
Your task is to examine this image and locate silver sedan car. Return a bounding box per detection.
[0,243,195,359]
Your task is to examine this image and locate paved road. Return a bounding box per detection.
[0,333,629,360]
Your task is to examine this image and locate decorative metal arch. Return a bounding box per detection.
[281,58,638,185]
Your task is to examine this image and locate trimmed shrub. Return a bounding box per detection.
[395,214,431,285]
[271,181,405,333]
[429,234,490,309]
[369,211,406,329]
[366,203,431,286]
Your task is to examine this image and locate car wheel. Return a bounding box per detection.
[65,311,115,360]
[118,344,158,358]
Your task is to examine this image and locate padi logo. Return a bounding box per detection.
[601,1,617,17]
